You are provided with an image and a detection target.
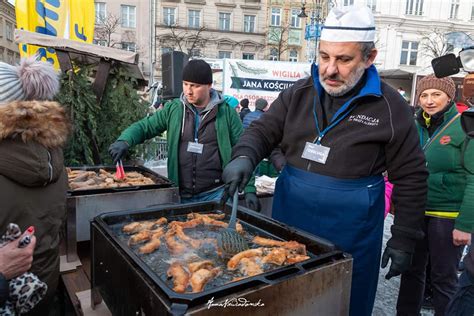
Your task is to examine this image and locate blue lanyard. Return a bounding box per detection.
[193,108,201,142]
[312,95,357,145]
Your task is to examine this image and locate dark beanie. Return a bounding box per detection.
[182,59,212,84]
[240,98,249,108]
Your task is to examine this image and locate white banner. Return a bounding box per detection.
[222,59,311,108]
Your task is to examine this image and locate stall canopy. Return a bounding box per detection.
[378,68,414,80]
[14,29,146,100]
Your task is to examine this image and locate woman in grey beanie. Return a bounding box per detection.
[0,56,70,315]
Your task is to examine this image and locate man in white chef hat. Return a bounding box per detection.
[222,5,427,316]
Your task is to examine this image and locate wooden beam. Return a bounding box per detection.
[56,50,73,73]
[92,59,111,102]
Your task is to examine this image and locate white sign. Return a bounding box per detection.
[222,59,311,108]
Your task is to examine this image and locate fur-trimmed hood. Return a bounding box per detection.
[0,100,69,148]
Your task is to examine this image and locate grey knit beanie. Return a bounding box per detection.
[0,56,59,105]
[255,98,268,111]
[416,74,456,103]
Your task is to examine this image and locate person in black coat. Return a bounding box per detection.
[239,98,251,121]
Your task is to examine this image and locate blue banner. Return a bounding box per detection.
[305,24,321,40]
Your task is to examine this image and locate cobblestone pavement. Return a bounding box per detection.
[373,215,434,316]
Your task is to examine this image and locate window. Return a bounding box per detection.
[162,47,173,55]
[400,41,418,66]
[189,49,201,58]
[6,22,13,41]
[288,29,301,45]
[244,15,256,33]
[121,5,136,28]
[219,51,231,59]
[450,0,460,19]
[405,0,423,15]
[219,12,231,31]
[366,0,377,12]
[243,53,254,60]
[271,8,281,26]
[0,18,3,38]
[95,2,106,24]
[343,0,354,5]
[472,4,474,20]
[122,42,136,52]
[269,48,279,61]
[188,10,200,28]
[289,49,298,62]
[290,9,301,28]
[163,7,176,26]
[93,39,107,46]
[7,50,13,65]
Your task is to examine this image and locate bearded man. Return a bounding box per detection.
[222,6,428,316]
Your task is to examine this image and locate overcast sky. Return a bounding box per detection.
[8,0,14,5]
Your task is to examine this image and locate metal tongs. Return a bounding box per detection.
[217,191,249,257]
[115,159,126,180]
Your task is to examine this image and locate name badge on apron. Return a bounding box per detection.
[187,142,203,154]
[301,142,330,164]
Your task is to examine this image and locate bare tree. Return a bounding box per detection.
[159,24,208,57]
[266,24,291,61]
[94,13,121,48]
[419,28,454,59]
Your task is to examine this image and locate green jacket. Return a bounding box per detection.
[416,104,474,232]
[118,97,256,194]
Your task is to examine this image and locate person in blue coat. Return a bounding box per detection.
[222,6,428,316]
[242,98,268,129]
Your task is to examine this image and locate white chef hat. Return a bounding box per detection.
[320,6,376,42]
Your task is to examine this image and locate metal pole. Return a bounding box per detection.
[148,0,155,88]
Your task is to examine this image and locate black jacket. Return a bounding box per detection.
[232,65,428,253]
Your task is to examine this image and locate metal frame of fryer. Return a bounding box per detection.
[91,201,353,315]
[66,165,178,262]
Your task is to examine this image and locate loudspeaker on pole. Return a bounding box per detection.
[162,51,189,99]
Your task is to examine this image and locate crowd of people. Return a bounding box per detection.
[1,4,473,316]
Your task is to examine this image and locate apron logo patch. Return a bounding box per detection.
[348,114,380,126]
[439,135,451,145]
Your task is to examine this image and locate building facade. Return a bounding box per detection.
[93,1,152,79]
[364,0,474,101]
[266,0,329,63]
[0,0,20,65]
[155,0,266,82]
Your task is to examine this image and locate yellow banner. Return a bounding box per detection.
[68,0,94,43]
[16,0,69,68]
[15,0,95,68]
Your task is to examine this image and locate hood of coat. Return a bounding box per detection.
[0,101,69,187]
[0,100,69,147]
[180,88,225,114]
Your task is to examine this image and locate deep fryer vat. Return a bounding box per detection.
[67,164,173,196]
[92,201,349,314]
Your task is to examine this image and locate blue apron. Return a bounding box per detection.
[273,165,385,316]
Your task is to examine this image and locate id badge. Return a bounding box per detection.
[187,141,203,154]
[301,142,330,164]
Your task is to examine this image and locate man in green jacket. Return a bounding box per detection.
[109,59,259,210]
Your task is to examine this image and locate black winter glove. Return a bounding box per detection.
[222,157,255,196]
[244,192,260,212]
[381,246,413,280]
[108,140,129,164]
